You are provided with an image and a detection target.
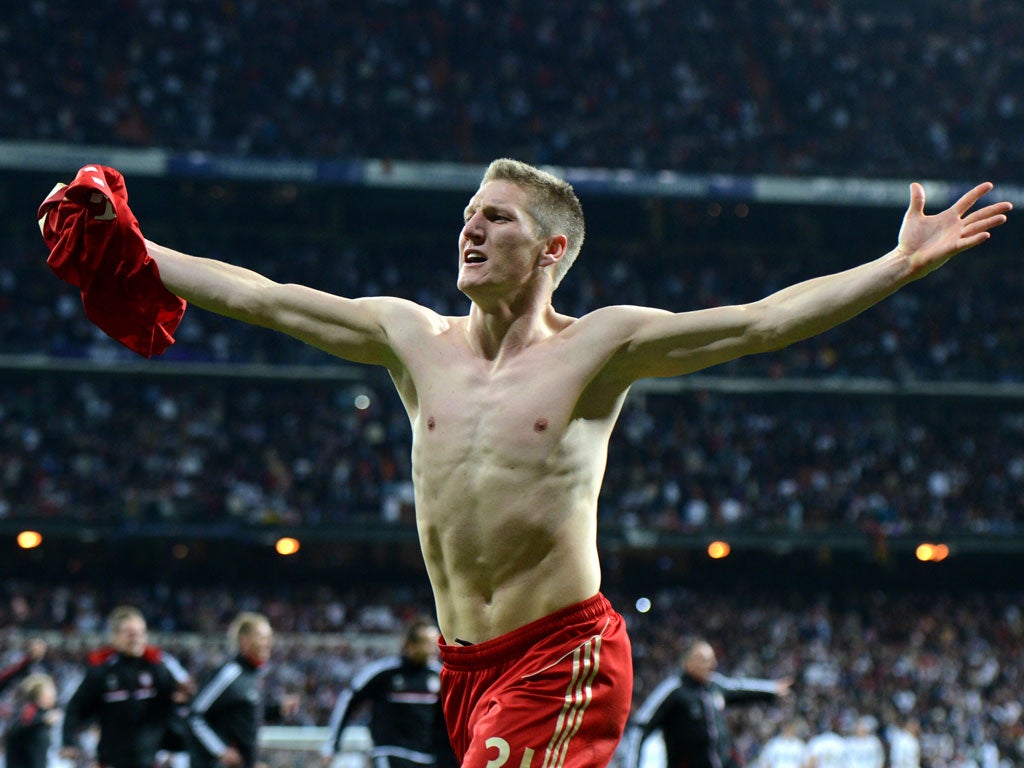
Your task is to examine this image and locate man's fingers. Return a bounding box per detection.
[907,182,926,215]
[958,231,992,251]
[962,213,1010,238]
[962,201,1013,225]
[952,181,995,216]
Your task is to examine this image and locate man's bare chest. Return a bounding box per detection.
[413,360,577,450]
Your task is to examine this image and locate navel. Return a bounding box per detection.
[534,418,548,432]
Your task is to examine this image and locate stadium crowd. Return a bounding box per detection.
[0,582,1019,767]
[4,1,1024,180]
[3,370,1024,536]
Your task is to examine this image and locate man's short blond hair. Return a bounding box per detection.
[18,672,55,702]
[106,605,145,634]
[481,159,585,288]
[228,611,270,649]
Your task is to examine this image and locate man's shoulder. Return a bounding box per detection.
[372,298,457,343]
[376,296,447,321]
[558,304,670,351]
[86,647,118,667]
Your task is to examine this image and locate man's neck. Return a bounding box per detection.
[465,299,558,361]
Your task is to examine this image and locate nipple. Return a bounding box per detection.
[534,418,548,432]
[427,417,436,431]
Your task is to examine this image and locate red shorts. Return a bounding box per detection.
[439,593,633,768]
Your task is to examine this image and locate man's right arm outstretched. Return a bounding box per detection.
[145,240,423,367]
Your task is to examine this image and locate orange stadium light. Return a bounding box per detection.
[707,540,731,559]
[916,543,950,562]
[16,530,43,549]
[275,537,301,556]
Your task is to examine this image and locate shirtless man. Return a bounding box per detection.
[139,159,1008,768]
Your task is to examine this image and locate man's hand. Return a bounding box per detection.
[220,746,244,767]
[896,181,1012,279]
[774,676,794,697]
[173,677,196,703]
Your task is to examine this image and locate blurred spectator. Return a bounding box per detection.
[844,716,884,768]
[887,716,922,768]
[805,722,846,768]
[754,720,807,768]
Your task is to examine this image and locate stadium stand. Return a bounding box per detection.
[3,1,1024,179]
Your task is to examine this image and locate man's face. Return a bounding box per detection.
[458,180,546,298]
[112,615,148,657]
[37,680,57,709]
[240,621,274,665]
[683,642,717,684]
[405,625,441,666]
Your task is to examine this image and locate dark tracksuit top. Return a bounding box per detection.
[61,646,179,768]
[5,702,54,768]
[187,655,265,768]
[322,654,455,768]
[622,671,780,768]
[0,654,34,695]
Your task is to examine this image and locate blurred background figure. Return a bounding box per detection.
[0,639,47,696]
[61,605,181,768]
[4,672,61,768]
[321,616,455,768]
[187,611,298,768]
[754,719,806,768]
[623,637,793,768]
[805,718,846,768]
[887,716,921,768]
[844,715,884,768]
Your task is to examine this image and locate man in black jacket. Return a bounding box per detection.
[320,617,455,768]
[187,612,285,768]
[622,637,793,768]
[61,605,184,768]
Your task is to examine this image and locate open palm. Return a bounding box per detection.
[896,182,1012,278]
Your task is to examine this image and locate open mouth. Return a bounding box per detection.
[464,252,487,265]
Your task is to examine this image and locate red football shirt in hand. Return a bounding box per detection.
[38,164,186,358]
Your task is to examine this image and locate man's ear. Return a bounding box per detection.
[538,234,568,268]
